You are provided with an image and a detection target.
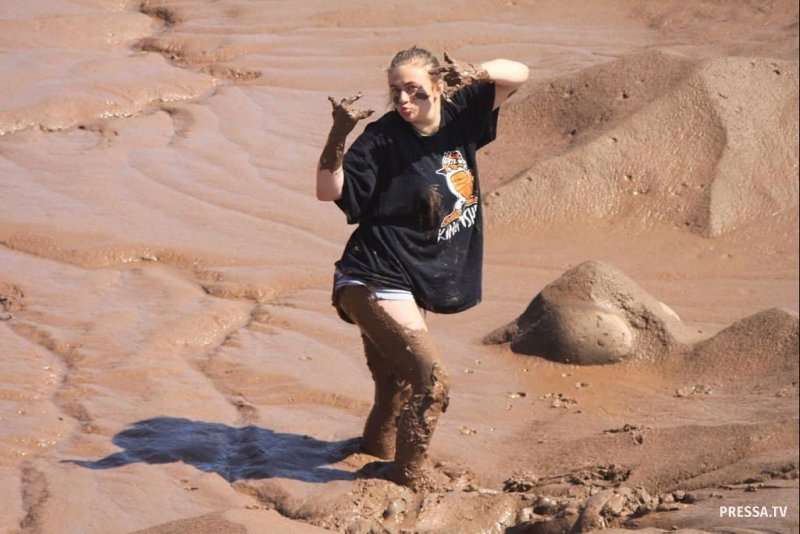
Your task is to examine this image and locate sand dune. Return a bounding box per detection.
[687,307,799,380]
[484,52,799,236]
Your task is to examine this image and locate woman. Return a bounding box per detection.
[316,46,528,491]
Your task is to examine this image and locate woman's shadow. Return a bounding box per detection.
[66,416,360,483]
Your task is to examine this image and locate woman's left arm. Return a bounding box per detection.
[479,59,530,109]
[433,54,529,109]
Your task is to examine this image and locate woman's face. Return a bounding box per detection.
[388,63,442,126]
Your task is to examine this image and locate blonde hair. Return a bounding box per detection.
[388,45,440,74]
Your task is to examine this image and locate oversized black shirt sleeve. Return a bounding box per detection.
[335,123,384,224]
[449,81,498,149]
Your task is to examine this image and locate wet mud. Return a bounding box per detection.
[0,0,797,533]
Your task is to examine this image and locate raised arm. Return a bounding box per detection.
[316,93,373,201]
[432,52,529,109]
[480,59,529,109]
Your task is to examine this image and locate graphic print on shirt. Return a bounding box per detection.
[435,150,479,242]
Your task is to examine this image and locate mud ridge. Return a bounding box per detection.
[0,0,215,137]
[197,351,367,417]
[135,3,262,84]
[0,233,203,270]
[189,304,264,425]
[190,297,366,425]
[231,480,292,518]
[0,281,24,320]
[7,320,98,434]
[19,464,49,532]
[9,322,82,370]
[200,64,263,82]
[225,462,797,533]
[139,1,181,28]
[482,49,698,191]
[161,105,195,143]
[134,36,258,80]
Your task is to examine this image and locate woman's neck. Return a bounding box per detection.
[412,101,441,136]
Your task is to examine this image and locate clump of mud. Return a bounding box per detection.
[484,261,686,364]
[314,478,519,533]
[269,461,799,534]
[0,282,24,321]
[232,460,519,533]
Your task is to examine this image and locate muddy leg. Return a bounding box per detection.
[335,286,451,490]
[392,360,450,491]
[361,334,410,459]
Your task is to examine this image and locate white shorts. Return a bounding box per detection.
[334,271,415,301]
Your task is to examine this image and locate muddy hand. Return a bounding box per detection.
[328,93,374,135]
[318,93,373,172]
[429,52,490,95]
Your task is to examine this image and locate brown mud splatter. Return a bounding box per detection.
[0,281,24,320]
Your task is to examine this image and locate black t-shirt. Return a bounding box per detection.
[334,82,498,314]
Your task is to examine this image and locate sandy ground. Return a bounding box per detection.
[0,0,798,532]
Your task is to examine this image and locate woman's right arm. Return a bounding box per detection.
[316,94,373,201]
[316,167,345,202]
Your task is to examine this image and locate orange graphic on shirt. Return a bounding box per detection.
[436,150,478,226]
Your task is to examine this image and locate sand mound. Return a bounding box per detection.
[483,52,799,236]
[482,50,698,191]
[484,260,685,364]
[687,307,799,380]
[486,262,799,375]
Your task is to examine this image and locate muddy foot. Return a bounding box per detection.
[394,464,451,492]
[358,460,457,493]
[357,460,395,481]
